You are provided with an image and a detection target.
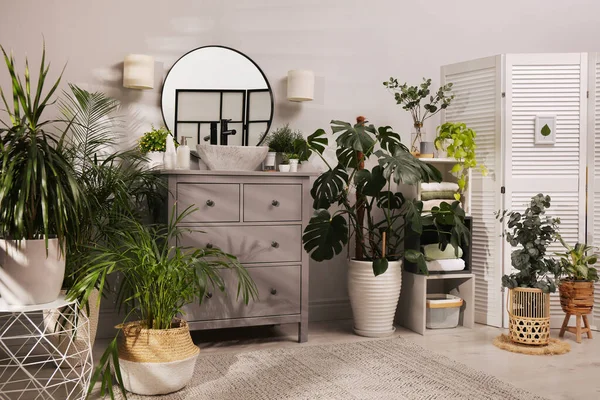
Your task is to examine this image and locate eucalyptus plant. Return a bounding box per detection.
[383,77,454,152]
[0,44,84,249]
[554,235,599,282]
[70,206,257,398]
[434,122,487,200]
[295,118,469,276]
[497,193,560,293]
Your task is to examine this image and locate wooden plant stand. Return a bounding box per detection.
[559,313,593,344]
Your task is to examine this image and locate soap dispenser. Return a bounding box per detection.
[176,136,191,170]
[164,134,177,170]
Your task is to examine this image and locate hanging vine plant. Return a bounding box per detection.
[434,122,487,200]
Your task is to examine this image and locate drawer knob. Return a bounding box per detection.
[271,241,279,248]
[206,292,213,299]
[271,200,280,207]
[206,243,213,249]
[206,199,215,207]
[270,288,277,295]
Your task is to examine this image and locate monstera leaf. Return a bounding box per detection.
[372,258,389,276]
[336,146,358,168]
[374,148,442,186]
[376,191,405,210]
[404,249,428,275]
[376,126,405,154]
[303,209,348,261]
[310,164,348,209]
[331,120,376,155]
[294,128,328,162]
[354,165,387,197]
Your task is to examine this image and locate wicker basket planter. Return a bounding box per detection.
[508,287,550,346]
[559,280,594,314]
[118,319,200,396]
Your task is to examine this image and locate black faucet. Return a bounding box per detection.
[220,119,237,145]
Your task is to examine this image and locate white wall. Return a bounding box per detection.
[2,0,600,330]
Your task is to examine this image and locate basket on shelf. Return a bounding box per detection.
[507,287,550,346]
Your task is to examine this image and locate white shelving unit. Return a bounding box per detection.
[417,157,472,215]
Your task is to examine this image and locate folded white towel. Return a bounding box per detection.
[422,199,450,211]
[421,182,459,192]
[426,258,466,272]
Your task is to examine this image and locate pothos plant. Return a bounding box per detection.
[434,122,487,200]
[383,77,454,153]
[496,194,560,293]
[294,117,470,276]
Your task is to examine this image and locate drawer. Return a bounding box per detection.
[180,225,302,264]
[243,184,302,222]
[182,265,301,321]
[177,183,240,223]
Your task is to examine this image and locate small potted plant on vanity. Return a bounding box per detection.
[296,117,469,337]
[139,125,174,169]
[264,123,303,168]
[279,154,291,172]
[497,194,560,346]
[70,207,257,397]
[383,77,454,156]
[554,235,598,342]
[287,153,300,172]
[0,44,85,305]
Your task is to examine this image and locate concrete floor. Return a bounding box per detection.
[91,320,599,400]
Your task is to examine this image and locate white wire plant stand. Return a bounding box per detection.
[0,295,93,399]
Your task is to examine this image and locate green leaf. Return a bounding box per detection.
[541,124,551,136]
[310,164,349,209]
[303,209,348,261]
[331,120,376,155]
[404,249,429,275]
[306,128,328,155]
[372,258,389,276]
[374,148,441,185]
[357,165,387,197]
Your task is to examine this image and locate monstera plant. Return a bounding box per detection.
[295,117,469,338]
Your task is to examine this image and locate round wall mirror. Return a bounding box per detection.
[161,46,273,146]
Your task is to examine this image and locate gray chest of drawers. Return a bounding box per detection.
[163,170,314,343]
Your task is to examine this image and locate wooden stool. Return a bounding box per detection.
[559,313,593,343]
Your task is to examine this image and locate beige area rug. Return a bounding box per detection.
[493,334,571,356]
[116,337,547,400]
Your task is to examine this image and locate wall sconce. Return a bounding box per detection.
[287,70,314,102]
[123,54,154,89]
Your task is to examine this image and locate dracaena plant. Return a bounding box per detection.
[554,235,599,282]
[497,193,560,293]
[0,43,85,249]
[294,117,470,276]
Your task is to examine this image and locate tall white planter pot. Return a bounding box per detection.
[0,238,65,305]
[347,259,402,338]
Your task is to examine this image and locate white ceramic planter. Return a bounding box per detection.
[265,151,276,167]
[279,164,291,172]
[289,159,299,172]
[146,151,164,169]
[347,259,402,338]
[0,238,65,305]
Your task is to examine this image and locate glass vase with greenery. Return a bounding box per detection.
[497,193,560,293]
[383,77,454,154]
[69,206,257,398]
[434,122,487,201]
[295,117,469,275]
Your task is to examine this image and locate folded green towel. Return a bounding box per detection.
[421,190,457,201]
[422,243,463,260]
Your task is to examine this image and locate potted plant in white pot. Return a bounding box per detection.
[70,206,257,397]
[497,193,560,346]
[264,123,303,168]
[139,125,174,169]
[296,117,469,337]
[0,44,85,305]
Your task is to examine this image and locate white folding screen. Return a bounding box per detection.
[441,56,504,327]
[504,53,588,328]
[588,53,600,331]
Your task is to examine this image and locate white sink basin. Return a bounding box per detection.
[196,145,269,171]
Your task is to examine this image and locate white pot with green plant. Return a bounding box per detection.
[434,122,488,203]
[279,154,291,172]
[69,206,257,397]
[298,117,469,337]
[139,126,174,169]
[288,153,300,172]
[0,44,85,305]
[383,78,454,156]
[264,123,303,168]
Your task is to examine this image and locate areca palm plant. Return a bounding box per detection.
[296,118,469,275]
